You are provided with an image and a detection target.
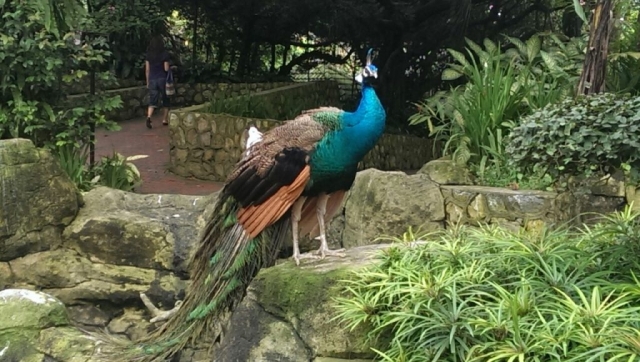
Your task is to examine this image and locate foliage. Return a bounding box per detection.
[54,144,93,191]
[54,146,145,192]
[86,0,170,79]
[206,92,305,120]
[0,0,122,148]
[606,0,640,95]
[471,163,555,191]
[91,152,145,192]
[335,206,640,361]
[19,0,88,37]
[409,34,585,181]
[505,92,640,181]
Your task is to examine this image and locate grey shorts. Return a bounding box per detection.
[148,77,170,108]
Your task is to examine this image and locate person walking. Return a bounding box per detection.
[145,35,171,129]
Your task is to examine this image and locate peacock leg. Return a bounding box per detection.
[314,193,346,259]
[291,196,319,265]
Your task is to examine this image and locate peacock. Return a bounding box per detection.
[101,49,386,362]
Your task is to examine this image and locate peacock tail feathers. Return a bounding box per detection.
[96,194,291,362]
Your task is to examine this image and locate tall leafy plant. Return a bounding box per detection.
[410,34,585,180]
[410,39,526,169]
[0,0,122,148]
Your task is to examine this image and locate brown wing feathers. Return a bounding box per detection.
[237,165,310,237]
[223,118,327,238]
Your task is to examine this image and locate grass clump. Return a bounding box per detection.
[335,206,640,361]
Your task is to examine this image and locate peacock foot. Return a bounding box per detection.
[293,250,321,266]
[314,246,346,259]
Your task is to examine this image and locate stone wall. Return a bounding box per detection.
[335,161,627,248]
[168,81,436,181]
[66,81,294,122]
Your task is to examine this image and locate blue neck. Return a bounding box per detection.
[339,83,386,158]
[346,84,385,126]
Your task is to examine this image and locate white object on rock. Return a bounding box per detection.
[0,289,58,305]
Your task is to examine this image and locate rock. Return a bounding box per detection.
[9,248,186,308]
[0,289,100,362]
[0,289,68,330]
[418,159,473,185]
[587,171,626,197]
[0,261,13,288]
[67,304,111,328]
[216,244,392,361]
[342,169,445,248]
[107,308,152,341]
[574,193,625,224]
[467,194,488,221]
[0,139,81,261]
[63,186,216,275]
[37,327,99,362]
[441,185,559,223]
[214,296,311,362]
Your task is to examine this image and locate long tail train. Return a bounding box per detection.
[96,194,291,362]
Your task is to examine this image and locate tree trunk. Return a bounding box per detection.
[270,43,276,73]
[191,0,199,74]
[577,0,615,95]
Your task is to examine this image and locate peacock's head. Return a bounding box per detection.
[355,49,378,84]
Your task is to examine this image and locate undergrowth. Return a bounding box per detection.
[335,206,640,361]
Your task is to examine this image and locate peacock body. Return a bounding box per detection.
[101,50,385,362]
[305,84,385,196]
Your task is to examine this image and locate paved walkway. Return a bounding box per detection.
[95,115,223,195]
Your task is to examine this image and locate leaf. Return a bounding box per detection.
[525,36,541,63]
[573,0,588,24]
[447,49,471,69]
[483,38,497,54]
[505,35,528,57]
[442,68,464,81]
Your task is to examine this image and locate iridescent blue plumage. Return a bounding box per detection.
[306,80,386,196]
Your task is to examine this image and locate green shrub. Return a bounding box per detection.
[335,207,640,361]
[92,152,145,192]
[206,89,311,120]
[0,1,122,148]
[53,143,92,191]
[54,148,145,192]
[505,92,640,180]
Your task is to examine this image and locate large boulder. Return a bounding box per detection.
[0,139,81,261]
[342,169,445,248]
[0,289,99,362]
[8,248,186,309]
[62,186,216,276]
[214,244,388,362]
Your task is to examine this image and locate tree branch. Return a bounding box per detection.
[278,49,354,75]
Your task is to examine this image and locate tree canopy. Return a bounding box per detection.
[4,0,603,123]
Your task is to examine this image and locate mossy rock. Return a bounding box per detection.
[0,139,80,261]
[216,245,392,361]
[418,159,473,185]
[0,289,70,361]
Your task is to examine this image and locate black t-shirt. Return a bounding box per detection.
[147,51,170,80]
